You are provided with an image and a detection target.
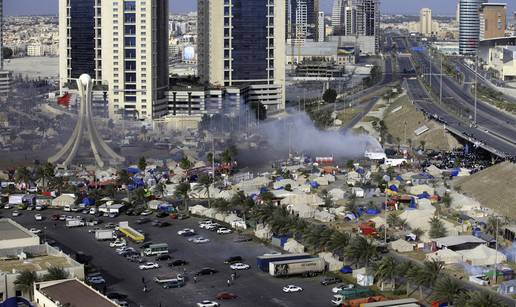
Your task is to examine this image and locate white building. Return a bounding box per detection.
[420,8,432,36]
[0,219,40,249]
[27,42,43,57]
[485,45,516,81]
[59,0,169,121]
[318,11,325,42]
[197,0,286,113]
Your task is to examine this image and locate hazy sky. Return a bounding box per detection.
[3,0,516,17]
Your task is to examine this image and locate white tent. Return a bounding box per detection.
[329,188,345,200]
[425,249,463,264]
[408,184,435,196]
[283,239,305,253]
[314,210,335,222]
[254,224,273,240]
[52,194,75,207]
[457,245,507,266]
[189,205,208,216]
[319,252,343,272]
[389,239,414,253]
[273,179,299,190]
[288,204,316,219]
[281,194,324,207]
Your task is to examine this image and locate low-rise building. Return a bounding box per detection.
[485,45,516,81]
[432,41,460,56]
[0,218,40,249]
[0,242,84,300]
[34,278,118,307]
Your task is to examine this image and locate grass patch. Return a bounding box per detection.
[362,116,379,122]
[337,108,361,124]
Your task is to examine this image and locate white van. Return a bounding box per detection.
[89,207,97,215]
[64,205,71,212]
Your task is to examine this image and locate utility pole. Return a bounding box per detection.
[474,53,478,124]
[494,216,499,284]
[440,56,443,104]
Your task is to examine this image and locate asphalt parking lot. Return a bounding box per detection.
[4,208,334,307]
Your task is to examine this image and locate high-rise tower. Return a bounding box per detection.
[0,0,12,96]
[420,8,433,36]
[459,0,484,55]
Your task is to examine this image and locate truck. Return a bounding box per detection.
[331,288,374,306]
[95,229,115,241]
[268,257,326,277]
[8,194,24,206]
[153,274,184,284]
[66,219,85,228]
[118,221,145,242]
[256,253,312,273]
[143,243,169,256]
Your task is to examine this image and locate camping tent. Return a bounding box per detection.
[457,245,507,266]
[425,249,463,264]
[288,204,316,219]
[283,239,305,253]
[389,239,414,253]
[52,194,75,207]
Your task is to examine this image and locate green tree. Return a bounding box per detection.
[429,216,448,238]
[419,140,426,151]
[485,215,506,237]
[194,174,212,207]
[322,88,337,104]
[35,163,55,190]
[212,198,231,212]
[251,203,275,224]
[411,227,425,242]
[117,169,132,201]
[154,181,167,198]
[459,291,504,307]
[15,166,31,184]
[408,259,445,299]
[432,276,463,306]
[14,270,38,300]
[138,156,147,172]
[345,236,378,269]
[2,47,13,59]
[42,266,69,281]
[373,256,398,291]
[174,182,191,211]
[179,157,191,170]
[319,189,333,208]
[206,152,214,165]
[132,187,146,205]
[328,231,351,256]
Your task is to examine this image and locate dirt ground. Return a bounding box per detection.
[455,161,516,220]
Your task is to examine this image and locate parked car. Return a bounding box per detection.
[196,301,219,307]
[332,284,354,293]
[106,293,128,300]
[34,214,43,221]
[162,280,185,289]
[283,285,303,293]
[12,210,20,217]
[188,236,210,244]
[234,236,252,243]
[177,228,196,236]
[139,262,160,270]
[88,276,106,284]
[156,212,168,218]
[29,228,42,234]
[168,259,188,267]
[229,263,250,270]
[224,256,243,264]
[140,210,153,216]
[110,239,127,248]
[321,277,342,286]
[155,254,172,261]
[215,292,237,300]
[217,228,232,234]
[195,268,217,276]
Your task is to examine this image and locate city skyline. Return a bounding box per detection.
[5,0,516,16]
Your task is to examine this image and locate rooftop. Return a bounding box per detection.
[0,255,73,273]
[0,218,37,241]
[38,279,118,307]
[433,235,486,247]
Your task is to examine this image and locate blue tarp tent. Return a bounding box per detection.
[366,208,380,215]
[82,197,95,206]
[157,203,174,212]
[340,266,353,274]
[417,191,430,199]
[275,177,284,181]
[396,175,403,181]
[259,187,269,194]
[409,197,417,208]
[127,167,140,174]
[450,168,460,177]
[310,181,319,188]
[356,168,365,174]
[418,172,434,179]
[389,185,398,192]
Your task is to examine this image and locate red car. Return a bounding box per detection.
[51,214,60,221]
[216,292,237,300]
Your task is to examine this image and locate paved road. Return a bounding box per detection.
[398,39,516,157]
[7,209,334,307]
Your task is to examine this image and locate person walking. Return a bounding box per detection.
[193,276,197,284]
[227,279,231,287]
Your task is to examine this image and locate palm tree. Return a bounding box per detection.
[345,196,358,215]
[345,236,379,269]
[373,256,398,291]
[138,156,147,172]
[484,215,506,237]
[409,259,445,299]
[36,163,55,191]
[174,182,191,211]
[117,169,131,201]
[319,189,334,208]
[132,187,147,205]
[43,266,69,281]
[387,211,402,228]
[14,270,38,300]
[250,203,275,224]
[432,276,462,306]
[429,216,447,238]
[411,227,425,242]
[212,198,231,212]
[195,174,212,207]
[458,291,504,307]
[328,231,351,256]
[179,157,191,170]
[15,166,31,185]
[154,181,167,199]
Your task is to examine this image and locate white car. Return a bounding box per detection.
[263,251,282,256]
[217,227,232,234]
[139,262,159,270]
[196,301,219,307]
[199,221,216,229]
[29,228,42,234]
[34,214,43,221]
[469,274,490,286]
[140,210,153,216]
[12,210,20,217]
[332,284,354,293]
[192,237,210,244]
[230,263,250,270]
[110,239,127,248]
[283,285,303,293]
[177,228,195,235]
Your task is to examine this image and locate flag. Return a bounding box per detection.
[57,92,71,107]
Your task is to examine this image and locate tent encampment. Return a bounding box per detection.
[457,244,507,266]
